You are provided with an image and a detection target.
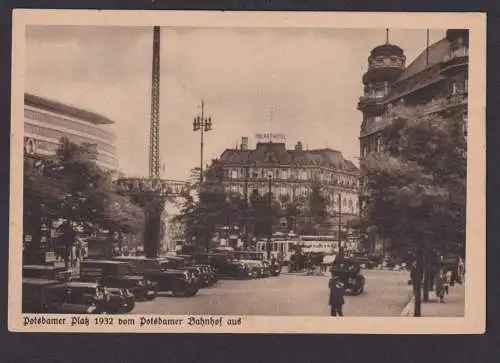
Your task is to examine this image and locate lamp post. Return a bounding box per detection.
[192,100,213,183]
[243,159,257,248]
[267,171,273,260]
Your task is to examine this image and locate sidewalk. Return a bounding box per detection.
[400,283,465,317]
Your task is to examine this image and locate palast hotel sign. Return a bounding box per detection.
[255,132,286,143]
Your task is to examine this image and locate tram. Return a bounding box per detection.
[255,234,339,264]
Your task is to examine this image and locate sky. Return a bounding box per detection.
[25,26,446,182]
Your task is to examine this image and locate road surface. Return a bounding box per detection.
[132,269,412,316]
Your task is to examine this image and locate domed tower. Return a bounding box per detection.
[358,31,406,158]
[357,31,406,253]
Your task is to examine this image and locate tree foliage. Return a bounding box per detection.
[23,137,144,240]
[361,107,466,257]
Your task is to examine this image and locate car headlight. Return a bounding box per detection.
[87,304,97,313]
[138,280,144,286]
[184,271,190,280]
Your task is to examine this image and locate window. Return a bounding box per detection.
[374,89,385,98]
[449,80,457,96]
[231,169,238,179]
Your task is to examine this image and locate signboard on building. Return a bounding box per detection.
[255,133,286,143]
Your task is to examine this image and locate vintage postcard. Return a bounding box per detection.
[9,10,486,333]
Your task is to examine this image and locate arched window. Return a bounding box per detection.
[449,80,457,96]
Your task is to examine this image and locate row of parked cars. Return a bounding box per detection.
[22,255,218,315]
[22,250,282,315]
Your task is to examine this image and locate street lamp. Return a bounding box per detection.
[243,159,257,248]
[192,99,213,183]
[267,171,273,260]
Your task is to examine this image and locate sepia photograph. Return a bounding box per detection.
[9,11,485,333]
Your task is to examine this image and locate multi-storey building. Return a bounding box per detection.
[24,93,118,170]
[215,137,359,221]
[357,29,469,252]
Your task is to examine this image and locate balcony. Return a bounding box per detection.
[415,94,468,115]
[357,95,386,111]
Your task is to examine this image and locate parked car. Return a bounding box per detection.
[59,281,134,314]
[239,259,266,278]
[114,256,199,297]
[176,255,218,286]
[161,256,205,288]
[22,278,68,313]
[23,265,72,282]
[78,260,157,301]
[330,258,366,295]
[193,253,252,279]
[266,259,282,276]
[350,255,376,269]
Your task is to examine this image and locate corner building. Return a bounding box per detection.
[24,93,118,170]
[358,29,469,252]
[216,137,360,221]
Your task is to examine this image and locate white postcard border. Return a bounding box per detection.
[9,10,486,334]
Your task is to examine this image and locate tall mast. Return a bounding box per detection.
[149,26,161,179]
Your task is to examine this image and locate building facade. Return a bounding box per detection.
[358,29,469,252]
[216,137,360,219]
[24,93,118,170]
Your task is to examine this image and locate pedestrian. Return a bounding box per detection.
[435,268,446,303]
[445,269,452,294]
[457,257,465,284]
[329,275,345,316]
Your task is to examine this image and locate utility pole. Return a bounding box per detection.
[267,172,273,260]
[193,99,212,183]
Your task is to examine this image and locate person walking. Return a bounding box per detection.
[329,275,345,316]
[435,268,446,303]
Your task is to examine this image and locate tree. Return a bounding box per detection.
[361,106,466,316]
[23,156,68,262]
[285,202,300,232]
[309,181,328,224]
[174,165,228,251]
[248,189,280,241]
[23,138,145,264]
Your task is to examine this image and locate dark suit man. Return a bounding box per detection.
[329,276,345,316]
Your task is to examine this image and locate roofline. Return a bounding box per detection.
[25,93,115,125]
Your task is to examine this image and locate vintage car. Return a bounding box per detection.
[23,265,72,282]
[160,256,206,288]
[22,278,68,313]
[329,258,366,295]
[78,260,157,301]
[194,253,252,279]
[233,250,281,277]
[350,255,377,270]
[60,281,134,314]
[176,255,218,287]
[238,259,267,278]
[114,256,199,297]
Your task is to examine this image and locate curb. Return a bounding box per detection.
[400,296,415,317]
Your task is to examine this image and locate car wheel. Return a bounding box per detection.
[146,287,158,300]
[124,300,135,313]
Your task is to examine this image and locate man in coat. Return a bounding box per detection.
[329,275,345,316]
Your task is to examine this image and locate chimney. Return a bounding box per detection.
[295,141,303,151]
[240,137,248,150]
